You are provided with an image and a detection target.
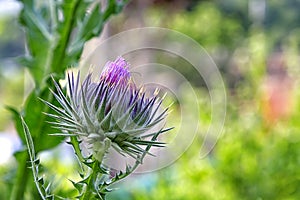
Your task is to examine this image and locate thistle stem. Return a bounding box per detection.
[80,160,100,200]
[10,152,30,200]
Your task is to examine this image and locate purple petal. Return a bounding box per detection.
[100,56,131,87]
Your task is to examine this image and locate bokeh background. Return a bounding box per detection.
[1,0,300,199]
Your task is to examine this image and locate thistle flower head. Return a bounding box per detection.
[100,56,131,87]
[44,57,170,162]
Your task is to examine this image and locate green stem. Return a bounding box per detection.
[10,152,31,200]
[10,85,55,200]
[80,160,100,200]
[51,0,81,74]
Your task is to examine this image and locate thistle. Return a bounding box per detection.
[42,57,171,198]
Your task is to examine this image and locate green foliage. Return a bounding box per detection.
[18,0,127,86]
[108,86,300,200]
[7,0,128,199]
[145,2,245,51]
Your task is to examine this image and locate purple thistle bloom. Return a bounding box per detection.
[43,57,171,162]
[100,56,132,87]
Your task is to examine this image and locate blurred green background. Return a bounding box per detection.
[1,0,300,199]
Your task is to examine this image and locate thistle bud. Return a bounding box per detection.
[44,57,169,162]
